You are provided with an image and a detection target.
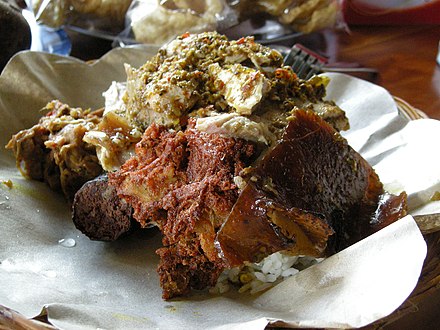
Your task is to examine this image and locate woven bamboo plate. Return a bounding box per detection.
[361,99,440,330]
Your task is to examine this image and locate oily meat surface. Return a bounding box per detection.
[6,100,103,202]
[72,174,136,241]
[109,120,257,299]
[216,110,407,267]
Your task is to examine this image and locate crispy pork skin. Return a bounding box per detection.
[216,110,407,267]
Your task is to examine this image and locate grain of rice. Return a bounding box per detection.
[262,259,273,274]
[254,272,266,282]
[210,251,323,296]
[265,273,278,283]
[281,268,299,277]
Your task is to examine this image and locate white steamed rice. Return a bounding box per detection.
[210,252,323,295]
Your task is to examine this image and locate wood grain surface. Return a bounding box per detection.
[335,25,440,120]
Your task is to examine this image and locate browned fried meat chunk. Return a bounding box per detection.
[6,101,103,202]
[72,174,136,241]
[216,109,407,267]
[109,120,257,299]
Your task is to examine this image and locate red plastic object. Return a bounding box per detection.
[342,0,440,25]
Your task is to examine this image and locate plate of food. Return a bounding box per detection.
[34,0,341,48]
[0,32,439,329]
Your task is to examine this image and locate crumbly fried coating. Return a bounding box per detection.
[109,120,257,298]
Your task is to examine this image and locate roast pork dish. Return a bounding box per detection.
[7,32,407,299]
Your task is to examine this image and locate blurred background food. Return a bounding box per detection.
[69,0,132,23]
[32,0,67,27]
[128,0,227,45]
[230,0,339,34]
[32,0,132,32]
[27,0,343,50]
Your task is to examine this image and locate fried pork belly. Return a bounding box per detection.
[6,101,103,202]
[216,110,407,267]
[109,120,257,299]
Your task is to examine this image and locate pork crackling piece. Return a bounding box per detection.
[216,109,408,267]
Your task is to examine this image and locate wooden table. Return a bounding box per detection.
[333,25,440,120]
[291,25,440,120]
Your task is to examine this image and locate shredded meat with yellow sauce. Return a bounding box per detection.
[6,100,103,202]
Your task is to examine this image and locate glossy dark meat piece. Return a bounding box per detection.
[72,174,137,241]
[216,109,407,267]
